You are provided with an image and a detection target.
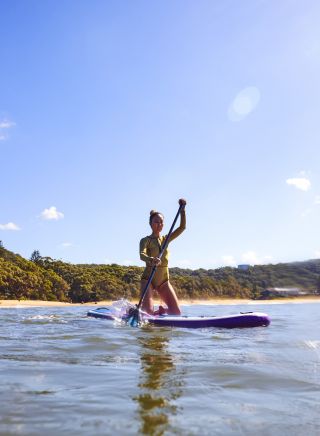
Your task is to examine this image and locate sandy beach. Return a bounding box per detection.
[1,296,320,308]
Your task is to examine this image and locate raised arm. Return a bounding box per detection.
[168,200,186,243]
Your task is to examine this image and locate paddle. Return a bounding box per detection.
[128,203,184,327]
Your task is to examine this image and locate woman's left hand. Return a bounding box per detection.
[178,198,187,209]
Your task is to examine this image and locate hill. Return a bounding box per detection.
[0,243,69,301]
[0,241,319,302]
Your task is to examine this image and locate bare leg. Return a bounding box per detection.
[140,280,154,315]
[157,281,181,315]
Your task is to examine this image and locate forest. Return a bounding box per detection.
[1,241,320,303]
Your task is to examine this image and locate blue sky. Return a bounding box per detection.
[1,0,320,269]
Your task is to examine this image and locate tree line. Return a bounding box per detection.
[0,242,320,303]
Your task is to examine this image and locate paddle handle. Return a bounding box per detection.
[137,203,184,309]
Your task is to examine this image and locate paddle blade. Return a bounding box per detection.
[127,306,141,327]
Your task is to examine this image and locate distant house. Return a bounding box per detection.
[260,287,307,299]
[238,264,250,271]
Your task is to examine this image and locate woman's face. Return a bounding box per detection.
[151,214,164,234]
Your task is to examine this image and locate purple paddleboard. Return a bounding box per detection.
[87,307,270,329]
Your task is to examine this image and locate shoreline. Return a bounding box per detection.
[1,296,320,308]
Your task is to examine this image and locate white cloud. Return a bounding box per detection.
[61,242,72,248]
[240,251,273,265]
[0,119,15,129]
[40,206,64,221]
[221,255,237,267]
[314,196,320,205]
[241,251,261,265]
[221,252,272,267]
[315,251,320,258]
[0,222,21,231]
[286,177,311,191]
[0,119,15,141]
[228,87,260,122]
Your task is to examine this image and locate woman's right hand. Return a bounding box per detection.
[151,257,161,266]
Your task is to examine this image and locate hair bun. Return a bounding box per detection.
[150,210,157,216]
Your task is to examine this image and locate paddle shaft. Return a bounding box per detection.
[137,204,184,310]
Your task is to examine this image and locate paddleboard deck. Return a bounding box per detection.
[87,307,271,328]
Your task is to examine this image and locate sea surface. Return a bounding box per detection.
[0,302,319,435]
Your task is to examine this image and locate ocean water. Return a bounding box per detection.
[0,302,319,435]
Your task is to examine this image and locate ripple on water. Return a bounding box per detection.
[304,340,320,350]
[22,314,68,324]
[0,303,320,435]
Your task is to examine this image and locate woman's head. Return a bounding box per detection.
[149,210,164,231]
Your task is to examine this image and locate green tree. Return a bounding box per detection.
[30,250,42,264]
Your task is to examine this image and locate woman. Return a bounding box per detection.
[139,198,186,315]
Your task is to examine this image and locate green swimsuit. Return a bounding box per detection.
[140,210,186,287]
